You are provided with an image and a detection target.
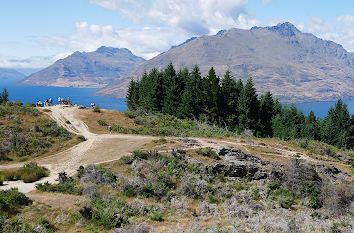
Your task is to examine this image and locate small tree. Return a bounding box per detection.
[0,88,9,103]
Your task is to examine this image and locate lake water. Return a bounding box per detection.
[0,79,353,118]
[0,79,127,112]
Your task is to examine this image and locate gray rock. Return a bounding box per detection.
[78,105,86,109]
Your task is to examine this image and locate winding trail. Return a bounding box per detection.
[0,105,156,193]
[0,105,349,193]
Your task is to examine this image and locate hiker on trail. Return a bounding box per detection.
[108,125,112,134]
[61,97,64,104]
[58,97,61,105]
[49,98,52,106]
[67,97,71,105]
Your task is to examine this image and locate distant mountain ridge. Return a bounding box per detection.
[19,46,145,88]
[0,68,26,80]
[96,22,354,102]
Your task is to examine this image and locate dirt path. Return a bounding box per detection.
[0,105,156,193]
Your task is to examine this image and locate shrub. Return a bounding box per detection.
[0,188,32,215]
[97,120,107,126]
[132,150,149,160]
[36,181,83,195]
[120,155,135,164]
[93,105,101,113]
[196,148,220,160]
[112,124,128,133]
[0,176,3,186]
[35,217,56,233]
[65,120,71,124]
[149,210,163,221]
[1,162,49,183]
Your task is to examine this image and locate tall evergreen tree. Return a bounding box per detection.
[202,67,220,122]
[238,77,260,134]
[303,110,320,140]
[163,67,186,115]
[181,66,203,118]
[126,80,140,110]
[321,100,352,148]
[220,70,241,129]
[259,91,275,137]
[149,68,164,111]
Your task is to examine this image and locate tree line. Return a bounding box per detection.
[126,63,353,149]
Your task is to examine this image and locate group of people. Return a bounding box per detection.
[58,97,71,105]
[36,98,53,107]
[36,97,72,107]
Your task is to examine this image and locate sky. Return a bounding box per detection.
[0,0,353,69]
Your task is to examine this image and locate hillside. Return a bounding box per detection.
[96,22,354,102]
[19,46,145,88]
[0,68,26,80]
[0,106,352,232]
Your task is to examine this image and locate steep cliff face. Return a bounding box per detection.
[96,22,354,102]
[19,47,145,88]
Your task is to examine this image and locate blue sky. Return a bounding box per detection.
[0,0,353,68]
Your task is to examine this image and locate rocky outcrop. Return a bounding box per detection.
[213,148,269,180]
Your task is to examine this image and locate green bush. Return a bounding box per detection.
[112,124,128,133]
[36,181,83,195]
[132,150,149,160]
[97,120,107,126]
[196,148,220,160]
[93,105,101,113]
[149,210,163,221]
[1,163,49,183]
[0,188,32,216]
[36,217,56,233]
[120,155,135,164]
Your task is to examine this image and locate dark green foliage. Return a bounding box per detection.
[238,78,260,134]
[196,147,220,160]
[36,217,56,232]
[97,119,107,126]
[93,105,101,113]
[0,188,32,216]
[0,89,9,104]
[126,64,353,149]
[320,100,353,149]
[36,181,83,195]
[111,124,127,133]
[120,155,135,164]
[1,162,49,183]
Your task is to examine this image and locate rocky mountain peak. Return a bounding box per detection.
[267,22,300,37]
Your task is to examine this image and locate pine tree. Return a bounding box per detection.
[0,88,8,103]
[220,70,241,129]
[202,67,220,122]
[149,68,163,111]
[259,91,275,137]
[163,67,186,115]
[303,111,320,140]
[181,66,203,118]
[126,80,140,110]
[238,77,260,134]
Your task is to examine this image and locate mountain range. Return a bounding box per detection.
[0,68,26,80]
[19,46,145,88]
[96,22,354,102]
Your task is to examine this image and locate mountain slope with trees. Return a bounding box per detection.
[127,64,354,149]
[98,22,354,102]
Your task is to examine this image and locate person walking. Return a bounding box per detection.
[58,97,61,105]
[49,98,52,106]
[108,125,112,134]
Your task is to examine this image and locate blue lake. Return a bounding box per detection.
[0,79,127,112]
[0,79,353,118]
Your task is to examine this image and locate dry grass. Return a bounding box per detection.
[79,108,136,134]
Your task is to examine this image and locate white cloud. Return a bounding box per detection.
[40,21,185,59]
[89,0,250,35]
[0,52,73,69]
[297,15,354,52]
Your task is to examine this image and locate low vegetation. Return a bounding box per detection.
[0,162,49,183]
[0,99,75,161]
